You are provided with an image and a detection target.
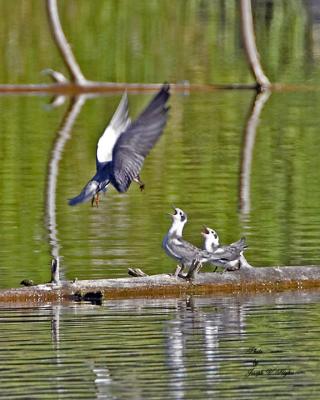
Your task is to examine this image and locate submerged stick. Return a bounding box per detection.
[240,0,271,90]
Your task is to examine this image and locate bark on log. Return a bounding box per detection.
[2,266,320,304]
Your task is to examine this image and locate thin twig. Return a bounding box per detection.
[46,0,87,84]
[240,0,271,90]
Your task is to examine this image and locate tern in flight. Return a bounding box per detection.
[69,84,170,206]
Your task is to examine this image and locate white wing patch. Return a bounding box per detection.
[97,126,118,163]
[96,92,131,164]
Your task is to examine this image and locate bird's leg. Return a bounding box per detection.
[186,259,202,280]
[134,175,145,191]
[91,193,100,207]
[173,264,184,277]
[194,260,203,275]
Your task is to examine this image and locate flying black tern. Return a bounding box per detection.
[69,84,170,206]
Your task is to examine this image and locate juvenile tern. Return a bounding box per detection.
[162,208,231,278]
[201,227,248,272]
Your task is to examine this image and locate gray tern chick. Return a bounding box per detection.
[69,84,170,206]
[201,227,249,272]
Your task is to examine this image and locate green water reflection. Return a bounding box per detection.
[1,89,320,287]
[2,1,320,85]
[1,1,320,399]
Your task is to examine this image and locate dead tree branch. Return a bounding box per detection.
[240,0,271,90]
[46,0,87,84]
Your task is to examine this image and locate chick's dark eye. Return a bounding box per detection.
[181,215,186,222]
[214,233,217,239]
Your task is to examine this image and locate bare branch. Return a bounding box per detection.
[46,0,87,84]
[240,0,271,90]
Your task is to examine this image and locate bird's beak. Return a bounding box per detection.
[201,226,209,235]
[167,206,177,217]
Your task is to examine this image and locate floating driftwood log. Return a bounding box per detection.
[0,265,320,304]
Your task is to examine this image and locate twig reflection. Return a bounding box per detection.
[239,90,271,215]
[45,96,87,280]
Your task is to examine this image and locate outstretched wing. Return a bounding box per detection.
[96,92,131,166]
[110,84,170,192]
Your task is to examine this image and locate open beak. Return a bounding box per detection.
[167,206,177,217]
[201,225,209,235]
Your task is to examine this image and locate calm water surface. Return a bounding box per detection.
[0,291,319,399]
[1,90,320,286]
[1,1,320,398]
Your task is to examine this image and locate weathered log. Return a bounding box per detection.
[1,266,320,304]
